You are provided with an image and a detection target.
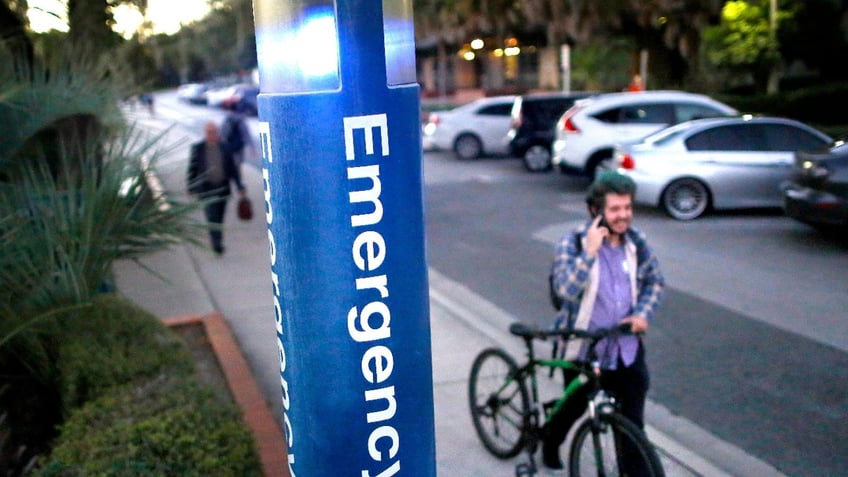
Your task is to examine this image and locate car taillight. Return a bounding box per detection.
[562,117,579,133]
[620,154,635,170]
[560,106,581,133]
[511,115,522,130]
[427,113,440,125]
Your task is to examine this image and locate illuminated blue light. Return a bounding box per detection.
[254,1,340,92]
[297,10,339,79]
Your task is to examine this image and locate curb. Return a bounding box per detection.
[163,313,289,477]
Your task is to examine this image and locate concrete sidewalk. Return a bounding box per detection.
[113,108,785,476]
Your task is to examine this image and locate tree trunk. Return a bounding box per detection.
[0,0,34,72]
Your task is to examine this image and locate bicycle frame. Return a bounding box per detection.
[510,327,623,477]
[471,323,662,477]
[516,334,602,438]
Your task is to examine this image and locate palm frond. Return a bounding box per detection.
[0,40,130,164]
[0,41,207,378]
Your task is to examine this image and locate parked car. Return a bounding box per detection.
[205,84,241,108]
[783,142,848,230]
[506,91,595,172]
[608,116,833,220]
[552,90,738,179]
[177,83,209,104]
[222,84,260,115]
[422,95,516,159]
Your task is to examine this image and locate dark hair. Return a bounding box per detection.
[585,171,637,211]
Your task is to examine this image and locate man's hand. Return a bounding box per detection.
[585,215,609,257]
[621,315,648,333]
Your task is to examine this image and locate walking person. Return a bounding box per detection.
[139,92,156,115]
[220,105,256,169]
[187,121,246,255]
[543,171,664,475]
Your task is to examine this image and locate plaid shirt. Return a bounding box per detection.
[551,222,664,328]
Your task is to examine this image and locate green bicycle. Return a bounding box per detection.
[468,322,665,477]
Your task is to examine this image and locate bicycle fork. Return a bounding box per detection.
[587,395,609,477]
[586,362,617,477]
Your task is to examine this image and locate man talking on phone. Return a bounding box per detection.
[542,171,665,475]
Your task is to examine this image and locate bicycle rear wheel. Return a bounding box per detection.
[468,347,530,458]
[568,412,665,477]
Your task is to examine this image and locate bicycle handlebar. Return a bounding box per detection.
[508,321,634,343]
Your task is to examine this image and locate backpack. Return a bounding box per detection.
[222,116,245,152]
[549,230,582,311]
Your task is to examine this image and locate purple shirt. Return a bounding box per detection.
[589,242,638,369]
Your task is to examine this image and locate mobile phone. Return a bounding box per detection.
[596,213,609,229]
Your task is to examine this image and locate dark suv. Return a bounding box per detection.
[507,92,594,171]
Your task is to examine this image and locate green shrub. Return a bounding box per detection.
[781,84,848,132]
[35,374,262,477]
[55,294,194,412]
[715,83,848,141]
[716,82,848,127]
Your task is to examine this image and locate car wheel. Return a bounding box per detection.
[454,134,483,160]
[523,145,552,172]
[662,178,710,220]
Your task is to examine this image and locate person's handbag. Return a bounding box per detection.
[237,196,253,221]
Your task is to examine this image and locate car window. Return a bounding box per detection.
[527,99,576,125]
[478,103,514,116]
[675,103,729,122]
[763,124,830,151]
[596,103,675,124]
[621,103,675,124]
[592,107,622,123]
[686,124,767,151]
[647,127,690,146]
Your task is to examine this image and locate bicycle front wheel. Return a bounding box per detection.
[468,347,530,459]
[569,412,665,477]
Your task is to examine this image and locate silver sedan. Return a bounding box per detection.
[609,116,833,220]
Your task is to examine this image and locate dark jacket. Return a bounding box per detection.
[187,141,244,197]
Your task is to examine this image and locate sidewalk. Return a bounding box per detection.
[113,107,785,476]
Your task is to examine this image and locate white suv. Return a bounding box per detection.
[551,91,738,178]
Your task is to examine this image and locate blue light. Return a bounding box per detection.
[297,10,339,79]
[254,1,340,92]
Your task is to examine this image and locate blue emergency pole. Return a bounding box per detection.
[252,0,436,475]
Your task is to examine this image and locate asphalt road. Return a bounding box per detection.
[153,92,848,476]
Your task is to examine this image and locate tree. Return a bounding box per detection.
[779,0,848,81]
[702,0,793,93]
[414,0,468,95]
